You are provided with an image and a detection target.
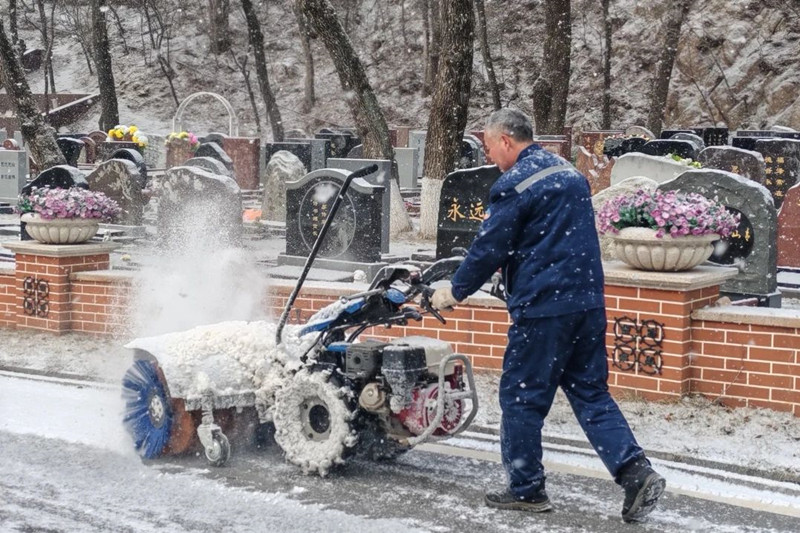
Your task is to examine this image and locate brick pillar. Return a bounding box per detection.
[2,242,120,333]
[603,261,738,400]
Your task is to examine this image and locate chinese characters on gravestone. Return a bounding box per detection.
[754,139,800,210]
[435,166,502,259]
[0,149,29,202]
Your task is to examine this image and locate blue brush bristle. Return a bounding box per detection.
[122,359,173,459]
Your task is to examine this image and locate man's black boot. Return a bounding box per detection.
[484,488,553,512]
[619,457,666,523]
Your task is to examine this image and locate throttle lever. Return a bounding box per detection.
[421,287,447,325]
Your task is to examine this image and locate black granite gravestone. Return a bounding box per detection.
[640,139,699,160]
[315,131,360,159]
[697,146,766,183]
[697,128,729,147]
[198,132,228,148]
[184,156,232,178]
[603,136,647,158]
[753,139,800,210]
[110,148,148,188]
[435,165,502,259]
[284,168,384,263]
[660,129,694,139]
[56,137,85,167]
[658,169,779,306]
[195,142,234,172]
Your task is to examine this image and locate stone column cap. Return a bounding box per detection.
[2,241,121,258]
[603,260,739,291]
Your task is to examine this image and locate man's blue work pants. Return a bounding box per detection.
[499,307,644,499]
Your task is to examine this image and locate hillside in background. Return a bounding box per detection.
[3,0,800,138]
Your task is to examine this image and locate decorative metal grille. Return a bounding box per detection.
[612,316,664,375]
[22,276,49,318]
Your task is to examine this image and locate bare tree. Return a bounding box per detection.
[0,20,65,169]
[601,0,612,129]
[137,0,183,107]
[420,0,474,238]
[298,0,412,234]
[241,0,284,141]
[92,0,120,132]
[474,0,500,110]
[209,0,232,54]
[292,1,316,113]
[9,0,19,56]
[533,0,571,134]
[230,50,263,136]
[59,3,95,75]
[424,0,441,97]
[34,0,56,95]
[647,0,691,136]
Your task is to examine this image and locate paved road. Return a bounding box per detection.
[2,372,799,532]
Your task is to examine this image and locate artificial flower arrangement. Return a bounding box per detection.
[18,186,121,222]
[668,153,702,168]
[107,124,148,150]
[597,189,740,239]
[165,131,200,152]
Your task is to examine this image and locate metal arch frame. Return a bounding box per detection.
[172,92,239,136]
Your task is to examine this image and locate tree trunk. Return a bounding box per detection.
[0,21,65,169]
[293,0,316,113]
[209,0,232,54]
[241,0,284,142]
[537,0,571,134]
[419,0,474,238]
[601,0,612,129]
[9,0,19,55]
[474,0,500,110]
[647,0,691,136]
[298,0,412,234]
[35,0,55,94]
[421,0,430,96]
[424,0,441,97]
[92,0,120,132]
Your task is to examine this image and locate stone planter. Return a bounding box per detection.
[166,143,195,168]
[611,227,718,271]
[21,213,99,244]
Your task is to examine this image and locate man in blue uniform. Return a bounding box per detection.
[431,109,665,522]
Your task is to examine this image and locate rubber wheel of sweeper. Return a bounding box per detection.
[273,368,357,476]
[205,432,231,467]
[122,359,175,459]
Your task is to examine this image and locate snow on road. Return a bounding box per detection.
[0,373,429,533]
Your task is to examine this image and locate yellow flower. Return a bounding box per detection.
[129,125,138,133]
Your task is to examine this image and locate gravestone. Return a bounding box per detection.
[699,127,729,146]
[697,146,766,182]
[409,131,427,176]
[327,158,392,253]
[284,129,309,139]
[778,183,800,268]
[86,159,144,225]
[610,152,687,186]
[625,126,655,139]
[221,137,261,190]
[262,150,306,222]
[436,165,502,259]
[603,136,647,158]
[110,148,148,188]
[658,169,779,306]
[640,139,699,160]
[0,148,29,202]
[670,132,705,151]
[458,138,482,169]
[141,133,167,169]
[592,176,659,260]
[315,131,358,159]
[347,144,363,158]
[78,136,97,164]
[199,132,228,148]
[265,142,312,173]
[56,137,85,167]
[100,141,139,161]
[463,134,486,166]
[282,168,385,272]
[21,165,88,195]
[183,156,232,178]
[732,131,778,151]
[285,138,328,170]
[535,139,570,160]
[660,129,694,139]
[2,139,19,151]
[394,147,419,189]
[195,142,234,173]
[753,139,800,210]
[156,166,242,248]
[88,130,107,148]
[580,131,624,157]
[394,126,411,148]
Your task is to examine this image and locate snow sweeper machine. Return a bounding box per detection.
[121,164,479,475]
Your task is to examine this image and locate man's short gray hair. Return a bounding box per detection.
[485,109,534,142]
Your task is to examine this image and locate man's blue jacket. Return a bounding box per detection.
[450,144,605,322]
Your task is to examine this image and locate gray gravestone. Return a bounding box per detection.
[156,166,242,248]
[86,159,144,226]
[625,126,655,139]
[346,144,363,159]
[0,149,29,202]
[658,169,779,306]
[183,156,232,178]
[670,132,705,151]
[262,150,306,222]
[281,168,385,275]
[409,130,427,177]
[697,146,766,183]
[394,147,419,189]
[110,148,148,188]
[610,152,687,186]
[327,158,392,253]
[195,142,234,172]
[141,133,167,169]
[436,165,502,259]
[753,138,800,210]
[265,142,313,173]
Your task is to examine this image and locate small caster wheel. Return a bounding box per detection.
[205,432,230,467]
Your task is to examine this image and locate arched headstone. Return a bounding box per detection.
[110,148,148,188]
[262,150,306,222]
[195,142,234,172]
[640,139,699,161]
[183,156,232,177]
[697,146,765,182]
[22,165,88,195]
[56,137,85,167]
[86,159,144,225]
[670,132,705,151]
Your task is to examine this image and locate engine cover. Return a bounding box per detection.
[345,340,386,379]
[389,336,455,372]
[396,380,463,436]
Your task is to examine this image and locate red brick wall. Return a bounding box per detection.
[0,269,15,327]
[70,280,131,334]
